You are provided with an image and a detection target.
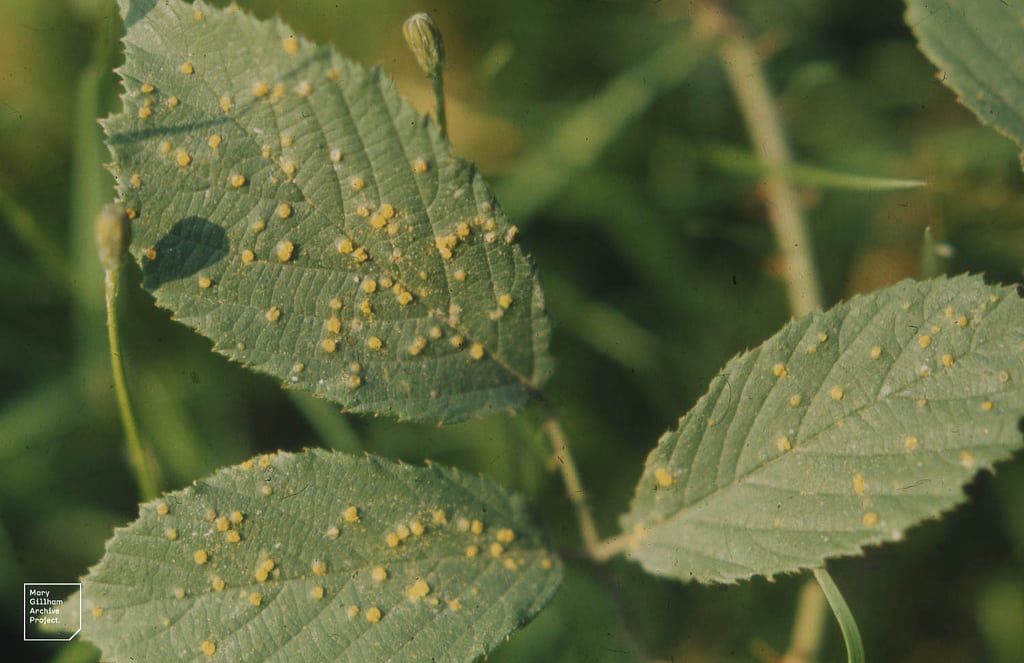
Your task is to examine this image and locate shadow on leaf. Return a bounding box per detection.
[140,217,228,289]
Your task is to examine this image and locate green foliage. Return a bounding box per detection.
[906,0,1024,164]
[623,275,1024,583]
[75,449,561,661]
[104,0,551,424]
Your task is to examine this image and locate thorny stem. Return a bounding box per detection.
[698,2,823,317]
[104,267,159,500]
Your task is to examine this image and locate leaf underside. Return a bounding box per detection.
[906,0,1024,163]
[79,449,562,662]
[105,0,552,423]
[623,275,1024,584]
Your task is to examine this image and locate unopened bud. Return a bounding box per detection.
[403,13,445,78]
[95,203,131,271]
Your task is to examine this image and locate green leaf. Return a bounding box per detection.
[906,0,1024,163]
[105,0,552,423]
[622,275,1024,583]
[78,449,562,661]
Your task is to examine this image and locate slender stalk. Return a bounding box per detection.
[541,416,601,555]
[104,268,158,500]
[698,3,822,317]
[813,569,866,663]
[780,579,827,663]
[431,75,448,140]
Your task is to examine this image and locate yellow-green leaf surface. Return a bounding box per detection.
[78,449,562,661]
[106,0,551,423]
[906,0,1024,161]
[623,276,1024,583]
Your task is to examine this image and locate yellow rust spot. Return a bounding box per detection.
[453,269,467,282]
[251,219,266,234]
[918,335,932,349]
[321,338,337,353]
[406,578,431,601]
[175,149,192,167]
[167,96,179,108]
[496,528,516,544]
[241,249,255,264]
[981,400,994,411]
[311,559,327,576]
[362,279,378,294]
[129,173,142,189]
[200,640,216,657]
[830,385,844,401]
[329,297,343,310]
[959,450,977,469]
[198,275,213,289]
[942,354,955,367]
[229,510,244,525]
[229,173,247,188]
[465,544,479,558]
[358,299,372,316]
[433,509,448,525]
[772,363,788,378]
[379,203,396,219]
[367,336,383,350]
[260,484,273,496]
[205,509,218,522]
[869,346,882,360]
[776,436,792,452]
[789,394,802,407]
[194,549,209,565]
[254,558,275,583]
[904,435,919,451]
[413,158,429,173]
[344,506,360,523]
[346,605,360,619]
[330,148,343,163]
[174,587,186,599]
[371,566,388,582]
[471,519,485,535]
[165,528,178,541]
[470,343,485,360]
[365,607,382,623]
[225,531,241,544]
[219,95,233,113]
[456,518,470,532]
[396,524,411,540]
[853,473,866,496]
[448,599,462,611]
[141,82,155,94]
[956,315,969,327]
[252,81,270,97]
[275,240,295,263]
[410,520,425,536]
[279,158,297,177]
[498,294,514,309]
[208,134,222,149]
[408,336,428,356]
[92,606,104,619]
[265,306,281,323]
[282,35,300,54]
[156,501,169,516]
[211,576,225,591]
[326,316,342,334]
[336,237,355,254]
[249,592,263,607]
[145,247,158,261]
[396,290,414,306]
[138,106,153,119]
[862,511,879,527]
[180,61,194,75]
[654,468,674,487]
[385,533,400,548]
[352,247,369,263]
[503,558,519,571]
[160,140,172,155]
[325,526,340,540]
[489,542,504,558]
[350,177,365,191]
[277,202,293,219]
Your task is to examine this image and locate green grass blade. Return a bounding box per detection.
[813,568,866,663]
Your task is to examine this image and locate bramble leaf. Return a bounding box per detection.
[105,0,551,423]
[906,0,1024,164]
[77,449,562,661]
[623,275,1024,583]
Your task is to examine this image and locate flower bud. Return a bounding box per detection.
[403,13,445,78]
[95,203,131,271]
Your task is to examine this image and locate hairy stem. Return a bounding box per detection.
[104,267,159,500]
[699,3,823,317]
[541,416,602,555]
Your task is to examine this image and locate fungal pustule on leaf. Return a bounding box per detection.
[406,578,431,601]
[365,607,382,623]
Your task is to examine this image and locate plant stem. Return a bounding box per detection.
[780,578,827,663]
[431,74,448,140]
[104,267,158,500]
[541,416,602,555]
[699,2,822,317]
[813,569,866,663]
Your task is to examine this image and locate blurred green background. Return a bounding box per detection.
[2,0,1023,661]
